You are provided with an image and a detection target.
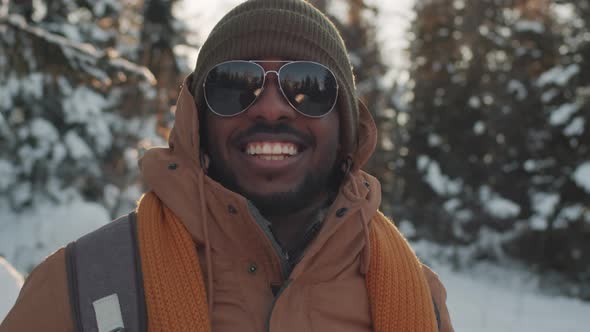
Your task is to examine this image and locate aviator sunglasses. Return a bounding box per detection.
[203,60,339,118]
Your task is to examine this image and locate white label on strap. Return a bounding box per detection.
[93,293,125,332]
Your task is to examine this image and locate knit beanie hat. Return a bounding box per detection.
[191,0,359,156]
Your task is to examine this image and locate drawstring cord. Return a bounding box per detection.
[360,206,371,275]
[198,154,215,316]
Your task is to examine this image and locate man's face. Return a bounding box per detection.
[203,60,341,217]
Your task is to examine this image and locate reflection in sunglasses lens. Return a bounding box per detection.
[205,62,264,116]
[205,61,337,117]
[280,62,338,117]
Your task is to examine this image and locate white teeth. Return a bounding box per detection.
[245,142,300,159]
[260,155,285,161]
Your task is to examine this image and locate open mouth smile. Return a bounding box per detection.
[244,141,300,161]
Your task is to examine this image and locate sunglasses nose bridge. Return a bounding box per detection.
[247,70,298,121]
[260,70,282,96]
[262,70,280,84]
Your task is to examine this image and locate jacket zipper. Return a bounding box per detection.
[246,203,295,332]
[257,227,292,332]
[265,279,292,332]
[247,202,291,277]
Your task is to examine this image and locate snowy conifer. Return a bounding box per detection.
[399,0,590,295]
[309,0,395,211]
[0,13,156,211]
[400,0,559,243]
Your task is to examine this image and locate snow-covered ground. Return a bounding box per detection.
[0,257,23,322]
[435,263,590,331]
[0,197,110,273]
[411,239,590,331]
[0,197,110,323]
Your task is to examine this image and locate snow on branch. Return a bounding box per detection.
[536,64,580,87]
[0,14,156,89]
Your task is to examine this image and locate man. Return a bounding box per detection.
[1,0,454,331]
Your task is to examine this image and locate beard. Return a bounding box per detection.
[206,152,342,218]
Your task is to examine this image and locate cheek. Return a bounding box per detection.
[319,112,341,152]
[306,114,341,168]
[204,114,231,150]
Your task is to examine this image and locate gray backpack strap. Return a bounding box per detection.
[65,212,147,332]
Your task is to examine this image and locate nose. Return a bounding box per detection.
[245,72,297,122]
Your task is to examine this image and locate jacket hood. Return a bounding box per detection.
[139,73,378,243]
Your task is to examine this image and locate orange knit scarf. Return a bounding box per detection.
[136,192,437,331]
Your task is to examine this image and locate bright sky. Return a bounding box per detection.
[176,0,415,79]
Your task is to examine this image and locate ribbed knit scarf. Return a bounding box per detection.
[136,192,437,332]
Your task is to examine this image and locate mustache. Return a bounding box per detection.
[234,122,314,146]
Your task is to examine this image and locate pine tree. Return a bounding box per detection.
[1,0,192,214]
[510,0,590,295]
[0,4,156,215]
[401,0,590,293]
[400,0,560,245]
[137,0,191,138]
[0,0,202,272]
[308,0,395,212]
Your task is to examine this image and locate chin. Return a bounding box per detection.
[238,180,303,197]
[237,173,332,217]
[243,190,310,217]
[207,152,341,216]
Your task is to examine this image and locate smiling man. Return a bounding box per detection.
[201,59,343,252]
[0,1,453,331]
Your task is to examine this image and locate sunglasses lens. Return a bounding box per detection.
[204,62,264,116]
[280,62,338,117]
